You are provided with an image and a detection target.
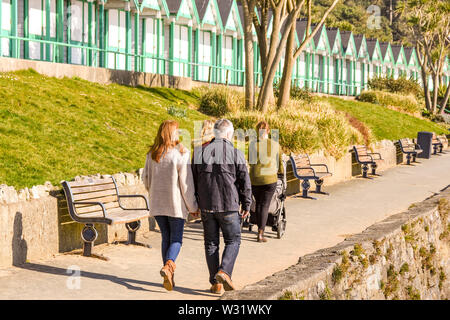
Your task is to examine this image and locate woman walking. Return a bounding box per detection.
[142,120,198,291]
[249,121,283,242]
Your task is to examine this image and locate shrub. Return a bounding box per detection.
[274,81,313,103]
[368,75,423,99]
[358,90,422,115]
[357,91,379,104]
[227,100,365,159]
[196,85,244,117]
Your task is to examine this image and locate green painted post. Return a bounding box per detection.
[188,25,192,78]
[155,17,159,74]
[194,28,199,80]
[159,17,164,74]
[134,11,140,72]
[211,29,216,82]
[125,10,131,71]
[141,18,146,72]
[232,36,237,85]
[88,1,93,66]
[11,0,18,58]
[169,21,174,76]
[104,8,108,68]
[326,55,330,94]
[56,0,64,63]
[24,0,30,59]
[253,41,258,86]
[305,52,309,89]
[340,58,344,95]
[217,32,222,83]
[311,53,315,91]
[99,2,105,67]
[45,0,50,61]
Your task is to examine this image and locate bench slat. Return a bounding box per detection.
[68,178,114,188]
[71,183,116,194]
[75,201,120,214]
[72,190,118,201]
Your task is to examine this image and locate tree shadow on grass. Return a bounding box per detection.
[18,262,215,297]
[136,86,199,106]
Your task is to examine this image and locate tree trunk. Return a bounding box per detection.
[242,1,255,110]
[438,82,450,114]
[420,64,432,112]
[432,74,439,114]
[277,24,296,109]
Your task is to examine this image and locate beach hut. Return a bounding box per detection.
[366,38,383,80]
[340,30,358,95]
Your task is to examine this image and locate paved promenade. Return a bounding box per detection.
[1,152,450,299]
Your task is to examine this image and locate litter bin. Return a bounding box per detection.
[417,131,433,159]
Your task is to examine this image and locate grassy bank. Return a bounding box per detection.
[0,69,208,189]
[324,97,447,141]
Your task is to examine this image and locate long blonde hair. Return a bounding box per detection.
[149,120,185,162]
[201,120,215,144]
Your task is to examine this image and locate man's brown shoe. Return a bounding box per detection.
[215,270,235,291]
[160,260,176,291]
[210,283,223,294]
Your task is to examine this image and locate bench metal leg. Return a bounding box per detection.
[294,179,317,200]
[406,153,411,165]
[81,224,98,257]
[439,145,443,153]
[112,221,152,249]
[371,163,379,176]
[311,178,329,195]
[362,164,369,178]
[433,145,438,155]
[412,154,417,163]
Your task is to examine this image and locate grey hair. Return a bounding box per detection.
[214,119,234,138]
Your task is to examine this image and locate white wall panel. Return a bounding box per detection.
[2,0,11,31]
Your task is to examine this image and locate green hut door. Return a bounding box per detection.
[143,17,158,73]
[222,35,233,84]
[107,9,126,70]
[69,0,94,65]
[27,0,57,61]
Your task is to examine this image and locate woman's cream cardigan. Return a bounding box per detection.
[142,146,198,219]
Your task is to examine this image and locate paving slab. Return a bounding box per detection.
[0,152,450,299]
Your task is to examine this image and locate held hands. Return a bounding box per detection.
[240,209,250,219]
[190,209,201,218]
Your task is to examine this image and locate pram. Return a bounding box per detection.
[241,158,288,239]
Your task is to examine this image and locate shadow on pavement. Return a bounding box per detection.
[18,262,216,298]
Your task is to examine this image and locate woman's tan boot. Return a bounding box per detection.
[257,230,268,243]
[160,260,176,291]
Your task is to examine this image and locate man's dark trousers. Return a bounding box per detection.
[201,211,241,285]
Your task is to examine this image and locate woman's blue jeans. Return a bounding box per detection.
[154,216,185,265]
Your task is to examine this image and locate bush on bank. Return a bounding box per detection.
[197,86,366,159]
[357,90,423,115]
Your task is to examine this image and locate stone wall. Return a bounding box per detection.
[0,171,153,268]
[0,57,244,92]
[221,188,450,300]
[0,57,193,90]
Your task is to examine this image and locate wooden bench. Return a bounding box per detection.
[398,138,423,165]
[353,145,383,178]
[431,133,444,154]
[289,153,332,200]
[61,176,150,257]
[436,134,448,153]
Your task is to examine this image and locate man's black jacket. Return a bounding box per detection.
[192,138,252,213]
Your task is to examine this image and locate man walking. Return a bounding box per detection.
[192,119,252,294]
